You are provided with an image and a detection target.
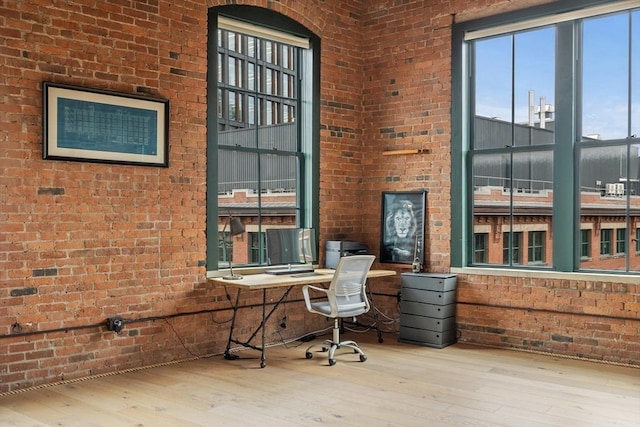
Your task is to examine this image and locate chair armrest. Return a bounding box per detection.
[302,284,329,310]
[302,284,340,316]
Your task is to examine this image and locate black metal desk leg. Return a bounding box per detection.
[367,284,384,343]
[260,288,267,368]
[224,289,241,360]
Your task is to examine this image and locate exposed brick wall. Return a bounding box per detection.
[455,272,640,365]
[1,0,638,393]
[360,1,456,272]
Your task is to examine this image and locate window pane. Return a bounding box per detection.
[473,150,552,265]
[474,27,555,148]
[228,57,236,87]
[247,36,256,57]
[260,154,298,196]
[582,12,630,140]
[579,144,639,272]
[474,35,512,123]
[514,28,555,135]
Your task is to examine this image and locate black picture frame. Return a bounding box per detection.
[43,82,169,167]
[380,190,427,264]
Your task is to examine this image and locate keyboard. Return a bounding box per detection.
[265,267,315,275]
[290,272,322,278]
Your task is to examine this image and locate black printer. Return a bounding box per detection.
[325,240,369,269]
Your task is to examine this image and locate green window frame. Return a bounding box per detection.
[206,6,320,274]
[451,0,640,274]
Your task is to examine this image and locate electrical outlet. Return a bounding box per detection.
[397,291,402,303]
[106,316,124,333]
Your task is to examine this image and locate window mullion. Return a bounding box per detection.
[552,21,578,271]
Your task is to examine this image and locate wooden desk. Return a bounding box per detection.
[209,269,396,367]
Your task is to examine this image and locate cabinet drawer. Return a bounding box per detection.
[400,301,455,318]
[402,288,456,305]
[401,273,457,291]
[400,313,455,332]
[399,327,457,348]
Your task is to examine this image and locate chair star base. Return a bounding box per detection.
[304,319,367,366]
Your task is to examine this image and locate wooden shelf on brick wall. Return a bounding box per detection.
[382,148,431,156]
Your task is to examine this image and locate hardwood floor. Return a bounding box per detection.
[1,332,639,426]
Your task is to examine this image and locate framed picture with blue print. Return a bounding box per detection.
[380,190,427,265]
[43,82,169,167]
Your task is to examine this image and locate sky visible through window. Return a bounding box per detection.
[474,9,639,142]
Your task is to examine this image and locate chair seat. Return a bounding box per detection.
[309,301,366,318]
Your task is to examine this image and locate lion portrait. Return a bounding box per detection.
[383,200,418,262]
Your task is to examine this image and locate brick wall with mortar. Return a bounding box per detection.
[1,0,638,392]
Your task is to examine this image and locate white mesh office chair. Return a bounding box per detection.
[302,255,376,366]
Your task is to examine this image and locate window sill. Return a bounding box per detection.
[450,267,640,285]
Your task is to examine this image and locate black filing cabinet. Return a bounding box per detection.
[399,273,457,348]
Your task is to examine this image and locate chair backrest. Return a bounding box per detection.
[330,255,375,314]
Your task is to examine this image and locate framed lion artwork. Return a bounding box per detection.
[380,190,427,265]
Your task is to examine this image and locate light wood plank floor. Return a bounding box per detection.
[1,332,639,427]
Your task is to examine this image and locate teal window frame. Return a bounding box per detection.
[451,0,640,274]
[206,6,320,274]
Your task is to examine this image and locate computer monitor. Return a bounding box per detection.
[266,228,317,266]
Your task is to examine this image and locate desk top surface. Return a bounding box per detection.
[208,268,396,290]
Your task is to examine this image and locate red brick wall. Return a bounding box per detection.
[455,272,640,365]
[1,0,638,393]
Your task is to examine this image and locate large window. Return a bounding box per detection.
[207,7,319,274]
[452,0,640,274]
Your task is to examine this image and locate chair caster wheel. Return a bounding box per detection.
[378,337,384,343]
[329,359,336,366]
[260,361,266,368]
[321,346,329,352]
[359,354,367,362]
[305,352,313,359]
